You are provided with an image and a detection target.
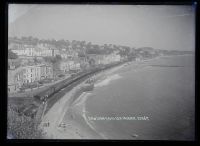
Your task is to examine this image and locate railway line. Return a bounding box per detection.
[18,61,126,119]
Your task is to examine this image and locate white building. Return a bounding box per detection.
[11,44,60,57]
[60,60,81,73]
[23,64,53,83]
[99,53,121,65]
[60,61,70,73]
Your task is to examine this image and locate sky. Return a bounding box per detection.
[8,4,196,51]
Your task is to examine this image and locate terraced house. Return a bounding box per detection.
[10,43,60,57]
[8,64,53,93]
[59,60,81,73]
[23,64,53,83]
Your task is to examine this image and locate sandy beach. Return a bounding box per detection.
[40,58,169,139]
[39,57,165,139]
[40,63,127,139]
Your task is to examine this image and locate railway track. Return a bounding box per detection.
[23,61,126,120]
[43,73,92,115]
[41,62,125,115]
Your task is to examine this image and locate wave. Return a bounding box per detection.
[72,92,90,106]
[72,92,107,139]
[82,107,107,139]
[94,74,122,88]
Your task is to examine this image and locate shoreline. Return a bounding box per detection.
[72,56,193,139]
[40,58,159,139]
[61,55,183,139]
[40,54,193,139]
[40,62,127,139]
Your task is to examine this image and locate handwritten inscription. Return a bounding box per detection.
[88,116,150,121]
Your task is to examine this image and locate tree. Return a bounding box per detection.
[13,36,18,40]
[103,44,108,49]
[32,37,39,45]
[27,36,33,42]
[21,36,27,41]
[55,54,62,61]
[44,56,61,79]
[118,46,131,59]
[87,42,92,49]
[78,52,86,58]
[86,47,107,55]
[80,41,86,47]
[7,104,44,139]
[8,50,18,59]
[89,58,96,67]
[136,47,155,59]
[127,51,137,61]
[33,57,40,64]
[65,40,70,47]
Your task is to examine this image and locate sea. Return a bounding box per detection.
[84,55,195,140]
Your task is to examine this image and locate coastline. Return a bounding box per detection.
[40,63,127,139]
[83,54,194,140]
[40,55,192,139]
[40,57,163,139]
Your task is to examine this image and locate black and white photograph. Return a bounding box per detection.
[7,4,195,140]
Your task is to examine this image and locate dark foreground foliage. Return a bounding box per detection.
[7,104,44,139]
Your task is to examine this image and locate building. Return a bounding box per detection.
[8,67,25,93]
[108,52,121,63]
[52,49,60,57]
[87,52,121,66]
[59,60,81,73]
[88,54,104,66]
[23,64,53,83]
[42,64,53,79]
[60,51,69,59]
[33,47,52,56]
[78,56,90,70]
[70,60,81,71]
[11,45,35,56]
[10,44,60,57]
[8,63,53,93]
[63,50,78,59]
[59,61,70,73]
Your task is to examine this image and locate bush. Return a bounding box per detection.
[40,78,52,84]
[7,104,44,139]
[8,50,18,59]
[58,74,65,78]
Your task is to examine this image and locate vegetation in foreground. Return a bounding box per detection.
[7,104,44,139]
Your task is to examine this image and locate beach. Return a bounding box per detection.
[40,55,195,140]
[40,63,127,139]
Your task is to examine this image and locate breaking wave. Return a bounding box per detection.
[94,74,122,88]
